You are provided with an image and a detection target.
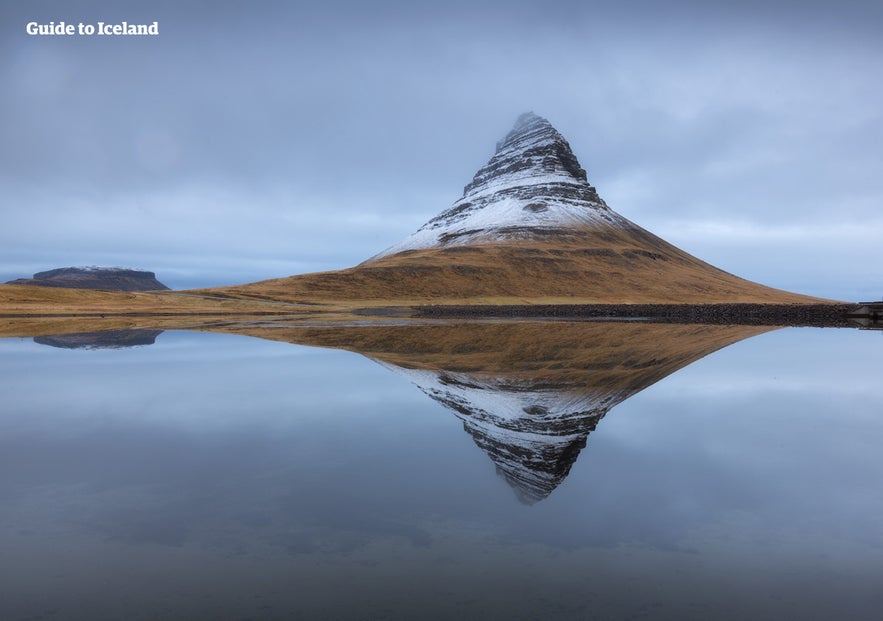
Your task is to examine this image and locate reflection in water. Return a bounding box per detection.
[1,320,882,620]
[33,329,164,350]
[214,322,774,503]
[383,362,605,505]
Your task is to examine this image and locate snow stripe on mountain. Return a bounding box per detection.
[372,112,623,259]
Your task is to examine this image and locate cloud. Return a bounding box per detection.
[1,1,881,296]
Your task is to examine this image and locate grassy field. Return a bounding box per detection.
[0,284,315,315]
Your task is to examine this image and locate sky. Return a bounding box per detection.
[1,0,881,299]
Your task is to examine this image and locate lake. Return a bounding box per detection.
[1,321,881,620]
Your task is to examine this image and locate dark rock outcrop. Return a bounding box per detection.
[7,267,169,291]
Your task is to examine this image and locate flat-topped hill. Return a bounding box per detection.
[7,267,169,292]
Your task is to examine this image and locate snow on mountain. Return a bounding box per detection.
[372,112,629,259]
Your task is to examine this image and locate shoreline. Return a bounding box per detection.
[1,302,879,335]
[410,303,864,328]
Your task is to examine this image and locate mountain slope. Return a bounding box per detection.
[206,113,832,305]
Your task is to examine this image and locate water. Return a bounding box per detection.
[0,323,881,620]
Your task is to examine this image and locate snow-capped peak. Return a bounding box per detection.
[370,113,625,260]
[463,111,588,197]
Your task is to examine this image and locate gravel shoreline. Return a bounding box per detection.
[412,303,860,327]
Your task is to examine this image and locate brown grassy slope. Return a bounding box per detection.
[0,284,309,317]
[205,320,775,398]
[202,222,835,305]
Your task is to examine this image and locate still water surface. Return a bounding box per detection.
[1,324,881,620]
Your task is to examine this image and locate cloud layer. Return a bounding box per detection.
[2,1,881,297]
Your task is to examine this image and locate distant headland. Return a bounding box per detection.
[7,267,169,292]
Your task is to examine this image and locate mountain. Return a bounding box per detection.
[208,112,828,305]
[7,267,169,292]
[207,321,774,503]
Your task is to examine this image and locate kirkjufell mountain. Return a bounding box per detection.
[209,112,826,305]
[210,321,775,504]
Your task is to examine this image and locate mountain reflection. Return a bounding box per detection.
[215,321,775,504]
[34,329,164,350]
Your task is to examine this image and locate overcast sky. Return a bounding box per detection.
[2,0,881,299]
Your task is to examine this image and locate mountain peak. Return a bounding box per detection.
[494,111,551,154]
[505,111,555,138]
[371,113,616,259]
[464,112,589,198]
